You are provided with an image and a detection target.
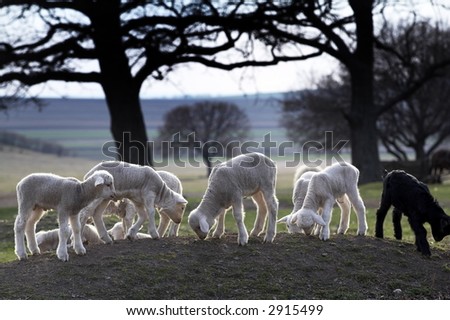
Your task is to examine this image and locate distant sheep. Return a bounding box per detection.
[290,162,367,241]
[278,165,351,236]
[375,170,450,256]
[80,161,187,242]
[36,224,103,252]
[188,152,279,246]
[429,149,450,183]
[14,170,115,261]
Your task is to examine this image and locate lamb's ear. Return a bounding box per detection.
[199,217,210,233]
[290,214,298,225]
[175,193,188,204]
[277,216,289,224]
[312,214,326,226]
[94,175,105,187]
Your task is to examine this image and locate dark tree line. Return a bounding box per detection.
[1,1,449,182]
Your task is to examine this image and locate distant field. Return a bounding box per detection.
[0,96,288,160]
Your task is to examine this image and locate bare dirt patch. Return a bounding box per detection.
[1,233,449,300]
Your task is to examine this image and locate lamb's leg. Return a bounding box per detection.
[319,199,334,241]
[24,208,45,255]
[250,191,268,237]
[375,191,391,238]
[313,208,323,236]
[336,195,351,234]
[69,214,86,256]
[262,191,279,243]
[392,208,403,240]
[211,208,226,238]
[167,221,180,237]
[127,203,149,239]
[122,204,135,235]
[157,212,171,237]
[408,216,431,256]
[91,200,113,244]
[346,187,367,236]
[14,205,30,260]
[56,213,71,262]
[232,200,248,246]
[145,198,160,239]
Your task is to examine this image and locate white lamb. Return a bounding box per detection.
[188,152,279,246]
[36,224,103,252]
[100,170,184,239]
[290,162,367,241]
[14,170,116,261]
[277,165,351,235]
[108,222,151,240]
[278,167,320,234]
[80,161,187,243]
[155,170,185,237]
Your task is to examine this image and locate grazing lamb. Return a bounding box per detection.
[375,170,450,256]
[188,152,279,246]
[80,161,187,243]
[290,162,367,241]
[155,170,185,237]
[108,222,151,240]
[278,165,351,235]
[14,170,115,261]
[97,171,183,240]
[36,224,103,252]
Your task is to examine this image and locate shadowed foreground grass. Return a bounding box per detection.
[0,233,449,300]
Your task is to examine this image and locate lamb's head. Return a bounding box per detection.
[91,170,116,200]
[159,192,187,224]
[290,208,325,235]
[188,209,214,240]
[431,213,450,242]
[277,214,303,234]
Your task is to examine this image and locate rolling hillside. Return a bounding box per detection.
[0,94,287,160]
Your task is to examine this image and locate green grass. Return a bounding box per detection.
[2,181,450,263]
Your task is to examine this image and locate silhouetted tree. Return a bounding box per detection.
[0,1,318,166]
[159,101,250,177]
[281,20,450,176]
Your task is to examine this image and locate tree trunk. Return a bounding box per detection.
[202,147,213,178]
[347,0,381,183]
[88,0,152,166]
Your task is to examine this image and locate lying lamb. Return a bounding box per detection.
[278,165,351,235]
[108,222,151,241]
[290,162,367,240]
[188,152,279,246]
[375,170,450,256]
[14,170,115,261]
[36,224,103,252]
[81,161,187,242]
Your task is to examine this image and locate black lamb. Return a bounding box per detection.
[375,170,450,256]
